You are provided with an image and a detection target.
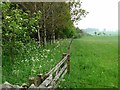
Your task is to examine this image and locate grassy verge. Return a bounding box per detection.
[59,36,118,88]
[2,39,70,85]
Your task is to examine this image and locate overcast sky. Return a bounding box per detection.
[76,0,119,31]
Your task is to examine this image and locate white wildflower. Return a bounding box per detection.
[46,49,50,52]
[36,58,39,61]
[45,56,47,58]
[31,68,36,73]
[31,57,35,62]
[31,57,34,60]
[62,79,65,81]
[32,59,35,62]
[39,65,42,68]
[25,59,28,62]
[51,59,53,62]
[21,60,24,62]
[20,18,22,20]
[6,16,10,19]
[43,49,46,52]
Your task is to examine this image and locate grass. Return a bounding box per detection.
[59,36,118,88]
[2,36,118,88]
[2,39,69,85]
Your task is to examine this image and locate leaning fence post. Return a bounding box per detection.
[67,54,70,74]
[61,53,67,67]
[22,83,28,90]
[29,77,35,86]
[37,74,43,86]
[62,53,67,58]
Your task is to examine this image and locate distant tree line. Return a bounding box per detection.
[94,31,108,36]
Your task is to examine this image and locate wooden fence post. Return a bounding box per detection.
[67,54,70,74]
[36,74,43,86]
[22,83,28,90]
[61,53,67,67]
[62,53,67,58]
[62,53,67,65]
[29,77,35,86]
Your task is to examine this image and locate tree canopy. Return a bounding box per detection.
[2,2,88,60]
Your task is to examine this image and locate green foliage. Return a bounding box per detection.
[0,2,2,11]
[69,1,89,24]
[2,2,87,47]
[62,27,76,38]
[46,2,76,39]
[2,3,41,43]
[2,2,41,57]
[2,39,69,85]
[74,28,89,39]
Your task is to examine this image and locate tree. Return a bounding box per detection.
[2,2,88,48]
[94,32,97,36]
[69,0,89,25]
[103,32,106,36]
[2,2,41,62]
[97,32,101,36]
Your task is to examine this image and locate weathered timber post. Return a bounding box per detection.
[62,53,67,64]
[66,37,73,74]
[29,77,35,86]
[22,83,28,90]
[62,53,67,59]
[67,54,70,74]
[36,74,43,86]
[62,53,67,67]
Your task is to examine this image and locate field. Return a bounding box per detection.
[2,36,118,88]
[59,36,118,88]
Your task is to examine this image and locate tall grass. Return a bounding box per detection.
[2,39,69,85]
[59,36,118,88]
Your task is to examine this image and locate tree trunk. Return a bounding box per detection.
[37,28,41,47]
[34,2,41,47]
[52,3,55,44]
[43,25,47,46]
[53,31,55,43]
[43,3,47,46]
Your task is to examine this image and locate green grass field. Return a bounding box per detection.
[2,36,118,88]
[59,36,118,88]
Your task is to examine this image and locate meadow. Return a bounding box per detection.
[59,36,118,88]
[2,36,118,88]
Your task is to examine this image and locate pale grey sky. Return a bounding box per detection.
[76,0,119,31]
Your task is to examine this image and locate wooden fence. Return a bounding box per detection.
[1,38,73,89]
[1,53,70,90]
[39,53,70,88]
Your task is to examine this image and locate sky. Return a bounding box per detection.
[76,0,119,31]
